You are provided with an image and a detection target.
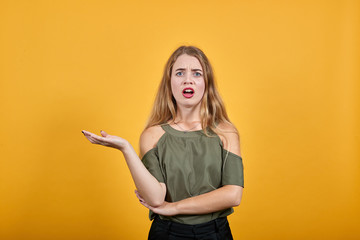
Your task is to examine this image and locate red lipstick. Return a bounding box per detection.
[182,87,195,98]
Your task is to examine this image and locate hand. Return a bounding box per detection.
[82,130,129,151]
[135,190,178,216]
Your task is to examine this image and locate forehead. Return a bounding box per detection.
[173,54,202,70]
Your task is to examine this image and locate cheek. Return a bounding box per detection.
[170,79,181,97]
[170,78,176,92]
[197,79,206,97]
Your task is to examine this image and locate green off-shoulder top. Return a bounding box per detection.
[141,123,244,225]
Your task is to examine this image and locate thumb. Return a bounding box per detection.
[100,130,109,137]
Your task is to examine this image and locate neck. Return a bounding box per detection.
[173,104,201,124]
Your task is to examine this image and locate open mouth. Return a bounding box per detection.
[182,88,195,98]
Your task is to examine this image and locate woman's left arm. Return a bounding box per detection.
[136,185,242,216]
[179,185,243,214]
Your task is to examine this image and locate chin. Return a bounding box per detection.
[178,100,202,108]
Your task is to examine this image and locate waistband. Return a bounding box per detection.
[153,215,229,236]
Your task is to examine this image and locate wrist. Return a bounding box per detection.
[118,140,132,153]
[172,201,181,215]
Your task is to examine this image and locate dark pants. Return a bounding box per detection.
[148,216,234,240]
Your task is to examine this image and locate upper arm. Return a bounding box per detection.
[139,126,167,192]
[139,125,165,158]
[218,122,244,200]
[217,122,241,157]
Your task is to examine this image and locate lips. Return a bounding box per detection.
[182,87,195,98]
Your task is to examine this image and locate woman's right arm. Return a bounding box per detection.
[82,128,166,207]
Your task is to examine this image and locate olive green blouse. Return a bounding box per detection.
[141,123,244,225]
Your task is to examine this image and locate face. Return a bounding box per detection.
[170,54,205,109]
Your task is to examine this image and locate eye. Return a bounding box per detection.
[176,72,183,76]
[194,72,202,76]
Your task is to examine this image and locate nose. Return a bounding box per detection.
[183,72,194,85]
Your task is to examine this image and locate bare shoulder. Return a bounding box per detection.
[139,125,165,158]
[217,121,241,157]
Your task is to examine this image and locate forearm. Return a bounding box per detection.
[121,143,165,206]
[81,130,165,206]
[173,185,243,215]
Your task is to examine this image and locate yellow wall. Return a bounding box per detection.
[1,0,359,239]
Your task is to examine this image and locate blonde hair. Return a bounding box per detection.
[145,45,236,136]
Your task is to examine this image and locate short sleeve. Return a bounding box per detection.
[141,147,165,183]
[221,150,244,187]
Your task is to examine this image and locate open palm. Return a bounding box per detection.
[82,130,128,151]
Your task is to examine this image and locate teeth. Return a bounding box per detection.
[184,89,193,93]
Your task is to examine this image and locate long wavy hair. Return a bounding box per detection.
[145,45,236,136]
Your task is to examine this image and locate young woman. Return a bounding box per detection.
[82,46,244,239]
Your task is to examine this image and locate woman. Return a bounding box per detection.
[82,45,244,239]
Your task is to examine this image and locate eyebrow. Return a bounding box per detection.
[175,68,202,72]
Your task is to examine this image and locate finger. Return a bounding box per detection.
[82,130,100,139]
[91,134,107,142]
[100,130,109,137]
[88,133,109,144]
[139,200,150,209]
[138,201,146,207]
[86,137,95,143]
[147,205,155,212]
[90,138,102,145]
[135,190,145,202]
[87,135,107,145]
[82,130,93,137]
[82,133,98,143]
[134,190,140,199]
[82,131,112,147]
[137,194,145,202]
[84,133,99,142]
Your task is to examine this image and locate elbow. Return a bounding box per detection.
[230,186,243,207]
[233,197,241,207]
[148,198,165,208]
[145,190,166,207]
[139,183,166,207]
[149,183,166,207]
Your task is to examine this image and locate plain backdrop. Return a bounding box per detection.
[0,0,359,239]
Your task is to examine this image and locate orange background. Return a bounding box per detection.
[0,0,359,239]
